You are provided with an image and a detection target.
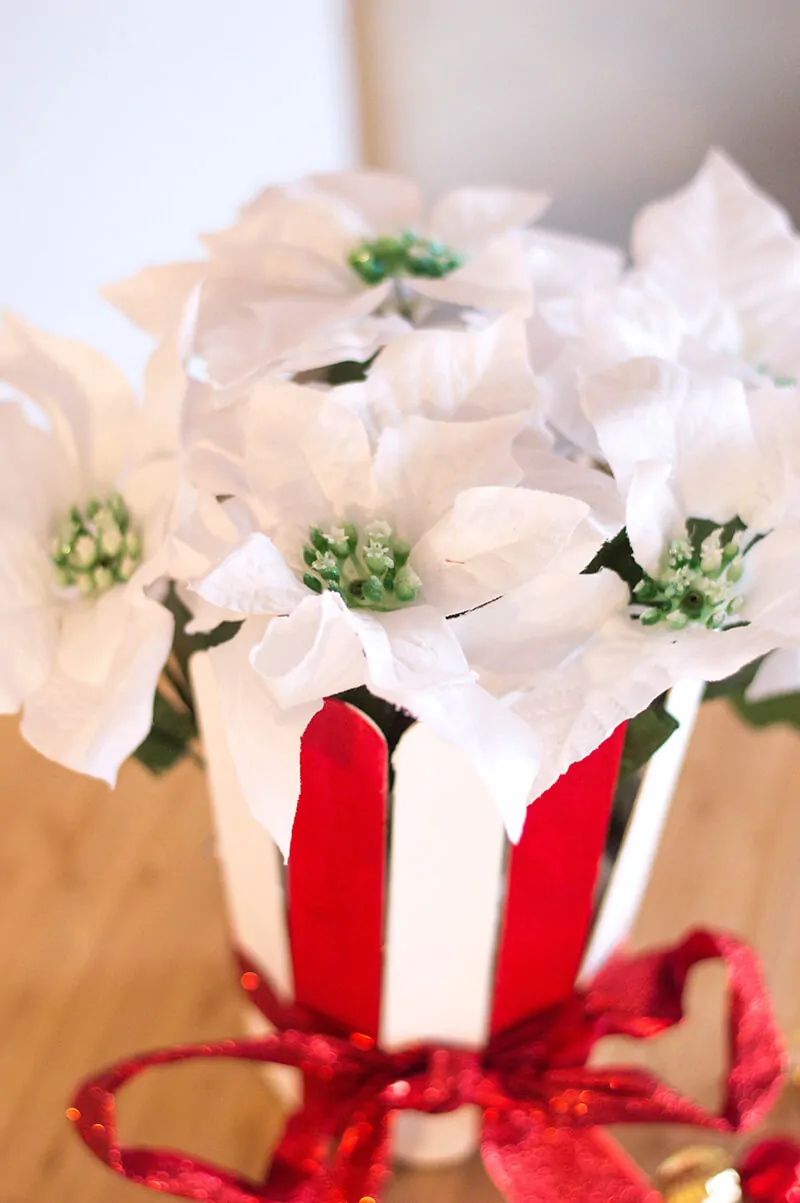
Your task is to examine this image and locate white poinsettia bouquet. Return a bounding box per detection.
[4,150,800,856]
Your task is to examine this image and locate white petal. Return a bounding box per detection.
[373,413,524,542]
[583,357,766,524]
[633,148,800,359]
[21,593,173,784]
[521,610,767,804]
[250,592,365,708]
[671,377,766,523]
[353,605,472,695]
[0,521,59,711]
[136,336,187,460]
[0,312,137,487]
[0,601,59,713]
[244,383,374,527]
[523,227,624,298]
[514,444,625,540]
[394,680,543,843]
[0,405,76,539]
[213,171,418,262]
[102,262,205,340]
[535,275,690,457]
[625,460,684,576]
[180,585,244,636]
[205,191,363,267]
[207,618,321,858]
[348,314,546,430]
[410,232,534,312]
[194,532,306,615]
[275,313,410,376]
[512,619,675,801]
[427,186,549,249]
[193,275,384,389]
[741,523,800,639]
[581,357,687,495]
[58,585,135,685]
[454,569,628,695]
[412,486,590,613]
[747,649,800,702]
[747,383,800,523]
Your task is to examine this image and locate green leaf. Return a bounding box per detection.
[685,515,746,553]
[619,695,680,779]
[324,353,379,386]
[133,585,242,776]
[133,691,198,775]
[703,658,761,701]
[582,527,643,590]
[705,657,800,730]
[163,584,242,666]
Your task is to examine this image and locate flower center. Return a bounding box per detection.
[301,519,422,611]
[348,230,464,286]
[51,494,142,598]
[632,524,745,630]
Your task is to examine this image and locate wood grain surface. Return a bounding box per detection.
[1,699,798,1202]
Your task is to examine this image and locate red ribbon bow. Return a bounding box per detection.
[71,929,785,1203]
[739,1139,800,1202]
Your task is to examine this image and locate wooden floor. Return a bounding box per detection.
[1,700,800,1202]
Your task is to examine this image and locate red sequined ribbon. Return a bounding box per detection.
[70,929,784,1203]
[739,1139,800,1202]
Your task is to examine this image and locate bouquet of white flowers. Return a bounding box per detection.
[4,151,796,1190]
[5,151,800,838]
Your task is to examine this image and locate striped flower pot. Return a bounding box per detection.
[191,653,702,1167]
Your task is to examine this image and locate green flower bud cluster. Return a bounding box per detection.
[51,494,142,598]
[301,519,422,611]
[348,230,464,286]
[634,526,745,630]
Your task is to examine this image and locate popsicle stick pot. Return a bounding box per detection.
[191,653,703,1168]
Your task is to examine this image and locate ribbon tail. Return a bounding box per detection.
[480,1112,660,1203]
[326,1095,392,1203]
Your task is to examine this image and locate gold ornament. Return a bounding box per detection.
[654,1146,742,1203]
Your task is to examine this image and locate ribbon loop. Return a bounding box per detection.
[70,929,786,1203]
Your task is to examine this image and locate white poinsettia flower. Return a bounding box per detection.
[192,382,598,854]
[455,358,800,801]
[632,148,800,387]
[0,314,215,782]
[103,170,548,391]
[332,314,624,545]
[536,152,800,457]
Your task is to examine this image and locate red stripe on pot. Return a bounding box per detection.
[490,725,626,1035]
[288,700,388,1039]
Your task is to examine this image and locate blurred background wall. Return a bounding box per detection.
[0,0,358,380]
[355,0,800,243]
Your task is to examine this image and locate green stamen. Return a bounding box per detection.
[50,493,142,598]
[301,519,422,611]
[348,229,465,287]
[633,523,746,631]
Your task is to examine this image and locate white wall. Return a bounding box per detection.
[358,0,800,244]
[0,0,358,382]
